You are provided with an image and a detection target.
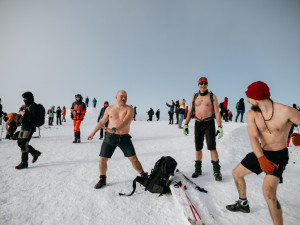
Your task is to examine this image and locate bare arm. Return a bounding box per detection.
[247,111,264,158]
[115,107,134,130]
[88,108,110,140]
[213,95,222,127]
[289,107,300,126]
[184,95,195,125]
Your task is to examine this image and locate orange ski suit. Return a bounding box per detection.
[70,101,86,132]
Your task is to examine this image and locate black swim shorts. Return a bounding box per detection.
[99,133,136,158]
[241,148,289,183]
[194,119,216,151]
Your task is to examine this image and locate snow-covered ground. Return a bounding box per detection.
[1,107,299,225]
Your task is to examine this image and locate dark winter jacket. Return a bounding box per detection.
[0,103,3,117]
[236,98,245,112]
[148,109,154,116]
[166,102,175,114]
[56,109,62,117]
[98,107,108,122]
[19,103,38,131]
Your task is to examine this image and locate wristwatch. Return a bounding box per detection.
[112,128,117,133]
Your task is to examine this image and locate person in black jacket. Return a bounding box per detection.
[235,98,245,122]
[97,101,109,139]
[0,98,4,125]
[15,92,42,169]
[56,106,62,125]
[156,109,160,121]
[147,108,154,121]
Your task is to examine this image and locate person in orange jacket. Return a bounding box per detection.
[71,94,86,143]
[62,106,66,122]
[3,112,20,139]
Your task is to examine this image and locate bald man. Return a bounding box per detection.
[88,90,146,189]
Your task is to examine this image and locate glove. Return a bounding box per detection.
[183,124,189,136]
[217,126,223,139]
[258,156,279,174]
[291,133,300,146]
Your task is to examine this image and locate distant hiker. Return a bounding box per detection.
[287,104,299,146]
[183,77,223,181]
[175,100,180,124]
[15,92,42,169]
[47,106,54,126]
[166,100,175,124]
[133,106,137,121]
[97,101,109,140]
[226,81,300,225]
[88,90,146,189]
[223,97,229,121]
[228,111,233,121]
[178,99,186,129]
[56,106,62,125]
[62,106,66,122]
[156,109,160,121]
[93,98,97,108]
[235,98,245,122]
[147,108,154,121]
[0,98,3,125]
[71,94,87,143]
[85,96,89,107]
[3,112,19,139]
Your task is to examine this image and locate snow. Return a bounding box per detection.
[1,107,300,225]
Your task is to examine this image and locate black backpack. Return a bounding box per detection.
[35,104,46,127]
[119,156,177,196]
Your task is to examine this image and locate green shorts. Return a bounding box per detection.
[100,133,136,158]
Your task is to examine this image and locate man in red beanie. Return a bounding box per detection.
[226,81,300,225]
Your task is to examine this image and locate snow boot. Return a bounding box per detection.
[77,131,81,143]
[226,200,250,213]
[94,175,106,189]
[73,132,77,143]
[212,160,222,181]
[32,152,42,163]
[15,162,28,169]
[192,161,202,178]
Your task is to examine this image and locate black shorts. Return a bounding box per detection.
[100,133,136,158]
[194,119,216,151]
[241,148,289,183]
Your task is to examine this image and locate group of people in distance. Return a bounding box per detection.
[1,76,300,225]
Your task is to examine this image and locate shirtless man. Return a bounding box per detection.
[183,77,223,181]
[88,90,146,189]
[226,81,300,225]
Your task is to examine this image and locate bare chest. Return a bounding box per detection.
[109,108,128,120]
[254,113,290,135]
[195,95,212,109]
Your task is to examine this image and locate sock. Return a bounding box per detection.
[140,171,146,177]
[100,175,106,179]
[239,197,248,206]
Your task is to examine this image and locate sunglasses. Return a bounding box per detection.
[199,82,208,85]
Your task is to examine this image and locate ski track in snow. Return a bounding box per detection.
[1,107,300,225]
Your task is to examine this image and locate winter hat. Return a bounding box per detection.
[104,101,109,105]
[245,81,270,100]
[199,77,208,84]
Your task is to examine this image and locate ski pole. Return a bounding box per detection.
[178,183,204,225]
[176,169,208,193]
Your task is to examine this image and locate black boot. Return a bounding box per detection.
[73,132,77,143]
[94,175,106,189]
[77,131,81,143]
[212,160,222,181]
[15,161,28,169]
[192,161,202,178]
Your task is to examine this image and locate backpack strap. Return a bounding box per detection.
[192,91,215,120]
[191,92,199,118]
[119,176,148,197]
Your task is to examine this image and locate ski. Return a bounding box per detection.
[176,169,208,193]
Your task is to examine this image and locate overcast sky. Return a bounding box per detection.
[1,0,299,120]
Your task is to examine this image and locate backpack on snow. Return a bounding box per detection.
[119,156,177,196]
[34,104,46,127]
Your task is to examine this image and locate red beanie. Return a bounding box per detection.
[245,81,270,100]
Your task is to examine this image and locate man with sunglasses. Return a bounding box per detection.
[183,77,223,181]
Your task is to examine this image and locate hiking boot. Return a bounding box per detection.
[192,160,202,178]
[32,152,42,163]
[15,162,28,170]
[214,173,222,181]
[94,177,106,189]
[226,201,250,213]
[192,170,202,178]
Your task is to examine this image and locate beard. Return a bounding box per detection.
[251,105,261,112]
